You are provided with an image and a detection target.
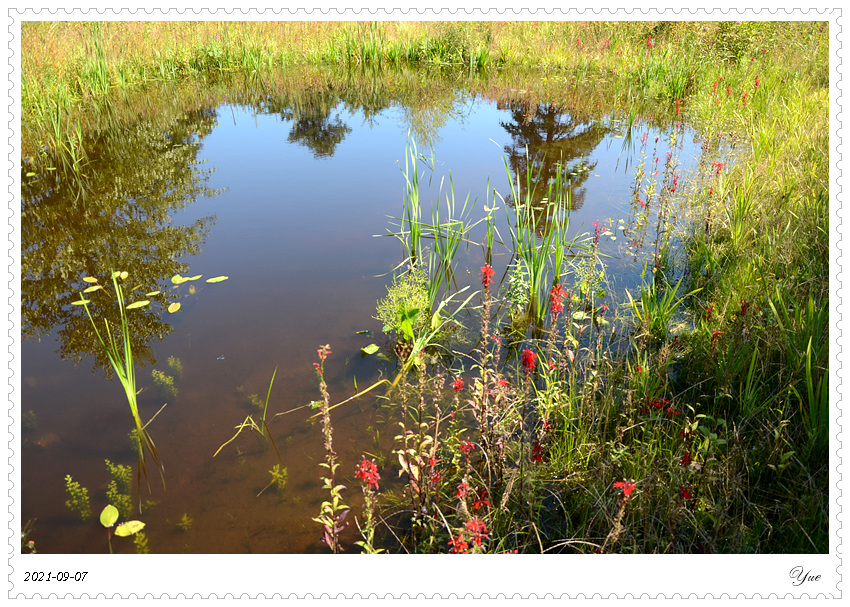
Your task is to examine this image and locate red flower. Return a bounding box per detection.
[480,264,495,287]
[448,532,470,554]
[464,518,489,546]
[460,440,475,455]
[497,377,510,388]
[613,480,636,497]
[679,486,693,500]
[456,482,469,499]
[354,457,380,491]
[451,378,465,393]
[472,490,491,510]
[531,441,543,463]
[680,452,692,467]
[740,300,751,316]
[550,283,568,315]
[521,348,537,372]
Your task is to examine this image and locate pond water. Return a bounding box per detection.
[20,68,707,553]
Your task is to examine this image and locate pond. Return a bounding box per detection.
[20,66,709,554]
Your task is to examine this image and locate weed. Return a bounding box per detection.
[64,475,91,521]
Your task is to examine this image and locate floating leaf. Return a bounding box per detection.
[114,520,145,537]
[185,275,202,281]
[167,302,181,314]
[125,300,150,310]
[26,172,35,177]
[360,344,380,356]
[171,274,185,285]
[355,330,373,336]
[111,271,122,279]
[82,285,103,293]
[206,276,228,283]
[100,505,119,528]
[119,271,129,280]
[71,299,90,305]
[82,276,99,283]
[145,291,161,297]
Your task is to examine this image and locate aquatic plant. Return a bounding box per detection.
[100,504,145,554]
[257,464,289,498]
[151,369,178,401]
[104,459,134,519]
[74,271,165,501]
[64,475,91,521]
[214,367,283,463]
[167,355,183,379]
[311,344,350,553]
[177,513,193,532]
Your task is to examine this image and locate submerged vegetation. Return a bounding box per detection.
[21,20,829,554]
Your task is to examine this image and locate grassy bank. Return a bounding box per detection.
[21,20,830,553]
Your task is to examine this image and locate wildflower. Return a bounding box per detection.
[704,305,713,321]
[521,348,537,372]
[740,300,751,316]
[451,378,465,393]
[711,161,725,176]
[679,486,693,500]
[550,283,568,315]
[666,406,679,417]
[460,441,475,455]
[497,377,510,388]
[480,264,495,287]
[465,518,489,546]
[531,441,544,463]
[680,452,692,467]
[613,480,636,497]
[448,532,470,554]
[646,34,653,50]
[354,457,380,491]
[456,482,469,499]
[754,74,761,91]
[671,174,679,193]
[472,490,491,510]
[635,365,643,373]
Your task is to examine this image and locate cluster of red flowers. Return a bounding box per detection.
[480,264,495,287]
[670,174,679,193]
[614,480,636,498]
[704,305,713,321]
[464,519,489,546]
[711,162,725,176]
[550,283,568,315]
[313,344,332,369]
[456,482,469,499]
[740,299,751,316]
[451,378,464,393]
[680,451,692,467]
[460,440,475,455]
[472,489,491,511]
[448,532,469,554]
[531,441,544,463]
[754,74,761,91]
[355,457,380,491]
[521,348,537,372]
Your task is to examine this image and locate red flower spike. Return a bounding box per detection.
[521,348,537,372]
[480,265,495,287]
[613,481,636,497]
[451,378,465,393]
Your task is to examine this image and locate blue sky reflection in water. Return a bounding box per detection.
[20,89,704,553]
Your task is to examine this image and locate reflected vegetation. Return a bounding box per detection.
[499,100,611,228]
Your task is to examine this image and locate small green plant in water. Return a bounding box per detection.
[100,504,145,554]
[64,474,91,521]
[105,459,134,518]
[133,531,150,554]
[257,464,289,497]
[151,369,178,401]
[177,513,193,532]
[376,264,431,342]
[167,356,183,379]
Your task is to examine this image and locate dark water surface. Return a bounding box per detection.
[20,70,705,553]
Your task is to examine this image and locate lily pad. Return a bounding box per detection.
[360,344,380,356]
[167,302,181,314]
[206,276,228,283]
[100,504,119,528]
[125,300,150,310]
[114,520,145,537]
[82,277,99,283]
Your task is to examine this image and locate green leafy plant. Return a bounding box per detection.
[100,504,145,554]
[105,459,134,518]
[74,271,165,500]
[151,369,178,401]
[257,464,289,497]
[64,474,91,521]
[167,355,183,379]
[177,512,193,532]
